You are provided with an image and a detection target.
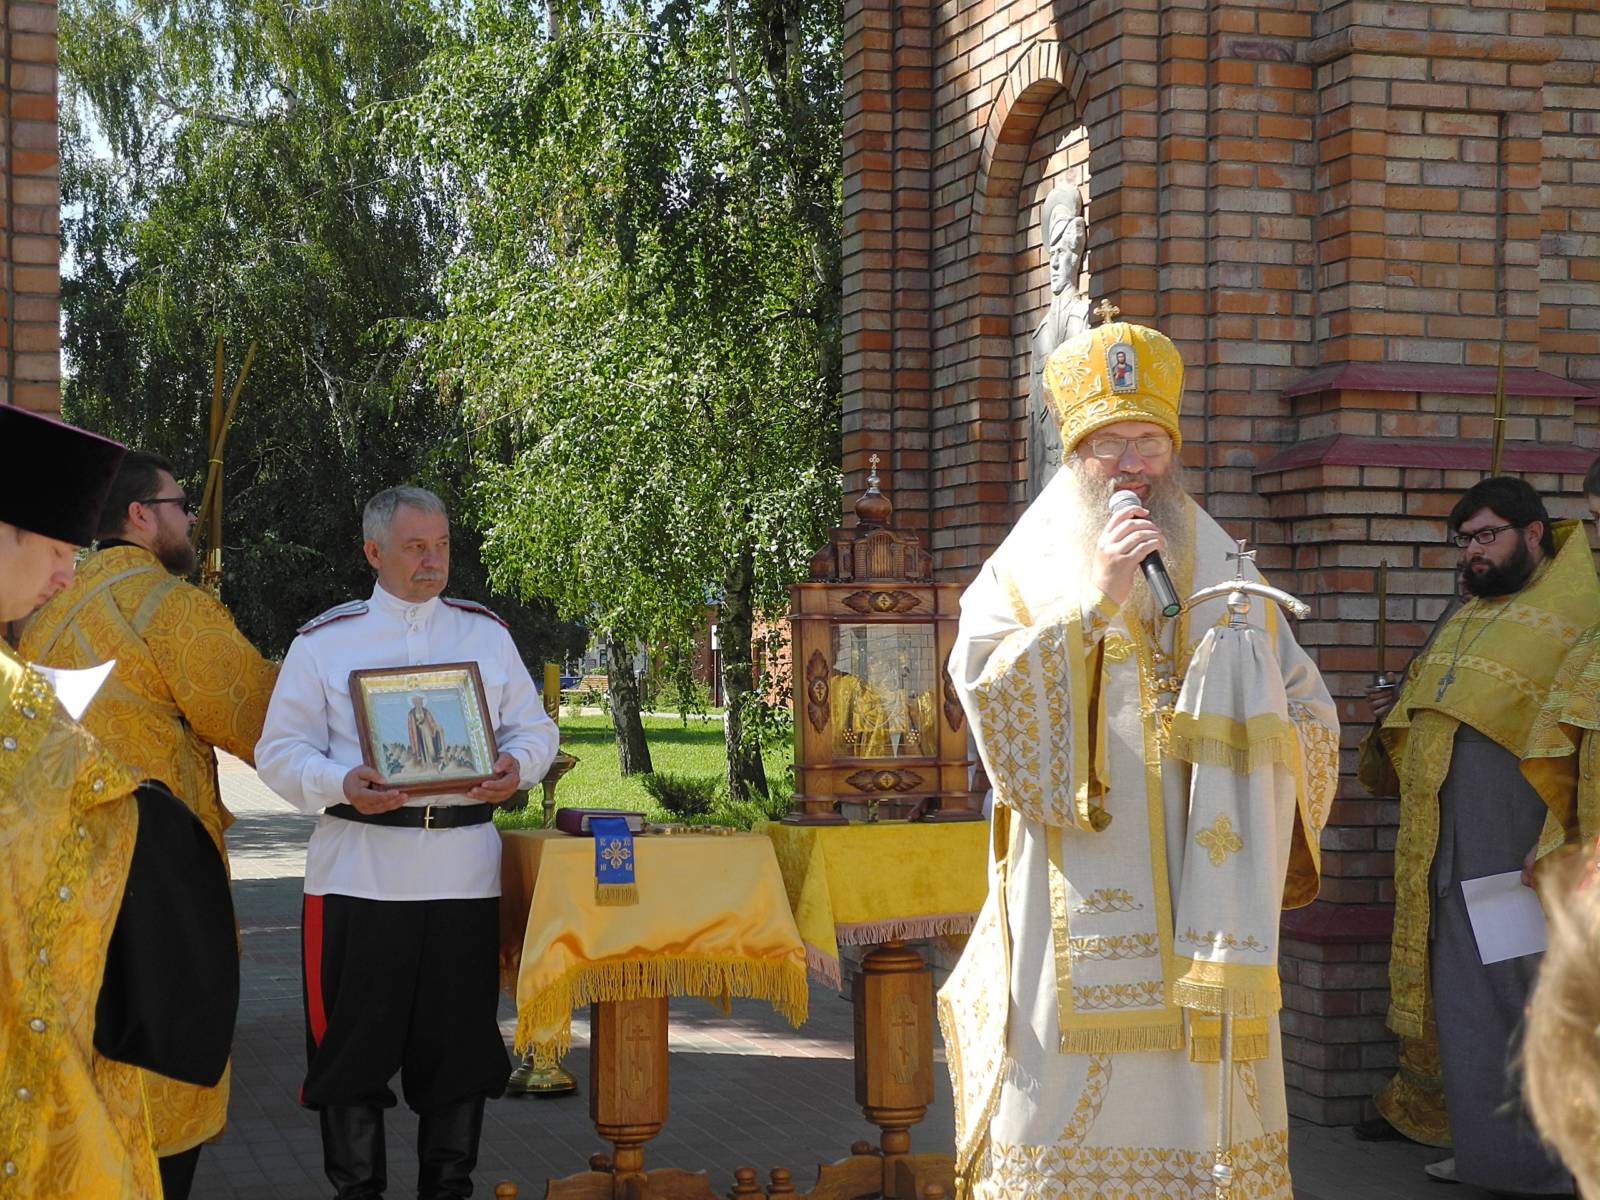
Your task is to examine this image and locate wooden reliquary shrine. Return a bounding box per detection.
[786,458,982,824]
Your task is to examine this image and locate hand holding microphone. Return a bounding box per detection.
[1094,490,1182,618]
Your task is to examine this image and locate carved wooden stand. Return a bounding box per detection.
[768,939,953,1200]
[539,944,954,1200]
[544,996,726,1200]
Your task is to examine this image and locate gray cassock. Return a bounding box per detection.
[1430,725,1572,1195]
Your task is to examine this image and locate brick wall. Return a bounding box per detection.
[843,0,1600,1124]
[1,0,62,414]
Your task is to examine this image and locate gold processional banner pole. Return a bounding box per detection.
[192,339,259,593]
[1375,559,1390,689]
[1490,341,1508,477]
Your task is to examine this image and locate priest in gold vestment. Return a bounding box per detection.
[20,450,277,1198]
[1360,476,1591,1194]
[939,316,1339,1199]
[1,407,237,1199]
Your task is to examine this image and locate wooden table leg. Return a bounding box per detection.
[589,996,669,1183]
[854,939,946,1197]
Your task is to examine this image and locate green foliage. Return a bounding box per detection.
[393,0,842,793]
[639,770,719,818]
[58,0,586,662]
[493,714,791,831]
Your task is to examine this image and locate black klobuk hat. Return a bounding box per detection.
[0,405,127,546]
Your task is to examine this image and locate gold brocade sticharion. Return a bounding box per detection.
[0,648,159,1198]
[20,544,279,1157]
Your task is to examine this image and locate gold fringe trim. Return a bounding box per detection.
[835,913,977,947]
[594,882,639,906]
[1167,712,1297,776]
[1188,1027,1270,1063]
[513,956,809,1058]
[1171,958,1280,1017]
[1061,1022,1185,1055]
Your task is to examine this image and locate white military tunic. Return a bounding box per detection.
[255,583,559,901]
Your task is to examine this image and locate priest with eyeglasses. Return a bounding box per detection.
[1357,475,1592,1196]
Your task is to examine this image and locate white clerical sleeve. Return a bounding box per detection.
[1276,615,1340,908]
[255,637,347,815]
[950,561,1113,833]
[489,630,559,786]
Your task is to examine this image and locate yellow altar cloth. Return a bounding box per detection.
[763,821,989,989]
[499,829,809,1065]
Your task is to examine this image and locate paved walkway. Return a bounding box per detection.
[205,754,1492,1199]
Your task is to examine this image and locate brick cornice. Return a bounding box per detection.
[1255,434,1597,480]
[1303,27,1559,67]
[1282,363,1600,401]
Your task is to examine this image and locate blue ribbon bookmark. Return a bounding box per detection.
[590,816,638,906]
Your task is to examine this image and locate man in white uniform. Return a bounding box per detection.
[256,485,558,1200]
[939,312,1339,1199]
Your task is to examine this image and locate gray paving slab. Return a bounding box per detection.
[204,754,1516,1199]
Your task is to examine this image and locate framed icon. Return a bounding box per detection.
[349,662,499,797]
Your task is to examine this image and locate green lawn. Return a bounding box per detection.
[494,713,794,831]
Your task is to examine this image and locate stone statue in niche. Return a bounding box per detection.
[1026,184,1090,500]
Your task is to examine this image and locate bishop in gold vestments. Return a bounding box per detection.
[21,452,277,1172]
[939,317,1339,1199]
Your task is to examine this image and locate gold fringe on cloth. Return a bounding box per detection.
[803,943,842,990]
[1166,710,1297,777]
[594,882,639,906]
[1169,959,1281,1019]
[513,955,810,1059]
[1061,1023,1187,1055]
[834,913,978,946]
[1188,1017,1270,1064]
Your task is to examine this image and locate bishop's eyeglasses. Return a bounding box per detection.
[1080,434,1173,461]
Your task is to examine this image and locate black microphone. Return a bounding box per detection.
[1108,489,1181,618]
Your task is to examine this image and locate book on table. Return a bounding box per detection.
[554,807,646,836]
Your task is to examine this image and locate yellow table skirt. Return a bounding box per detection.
[763,820,989,989]
[499,829,808,1064]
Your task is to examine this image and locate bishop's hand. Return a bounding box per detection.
[1091,500,1165,608]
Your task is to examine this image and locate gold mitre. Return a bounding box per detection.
[1042,302,1185,453]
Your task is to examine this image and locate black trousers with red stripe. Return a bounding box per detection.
[300,894,509,1113]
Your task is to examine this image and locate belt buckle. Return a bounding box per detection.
[423,805,435,830]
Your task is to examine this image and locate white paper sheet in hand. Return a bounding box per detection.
[32,660,116,721]
[1460,870,1548,965]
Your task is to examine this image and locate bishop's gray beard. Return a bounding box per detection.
[1062,459,1195,625]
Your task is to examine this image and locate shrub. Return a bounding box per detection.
[640,770,720,818]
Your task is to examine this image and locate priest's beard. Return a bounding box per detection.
[1461,538,1537,598]
[1061,459,1194,625]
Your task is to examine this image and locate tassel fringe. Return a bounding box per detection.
[836,913,977,947]
[1171,979,1273,1018]
[1061,1022,1186,1055]
[1167,730,1296,777]
[594,882,639,906]
[1188,1030,1271,1063]
[513,956,810,1057]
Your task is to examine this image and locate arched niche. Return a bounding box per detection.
[965,37,1091,514]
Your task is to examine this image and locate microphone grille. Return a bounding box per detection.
[1108,489,1142,512]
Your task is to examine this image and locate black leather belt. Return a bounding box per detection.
[325,803,494,830]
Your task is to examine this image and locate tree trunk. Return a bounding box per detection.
[720,540,770,804]
[605,633,653,775]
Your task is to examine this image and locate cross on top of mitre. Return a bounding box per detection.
[1094,299,1121,326]
[1227,539,1257,576]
